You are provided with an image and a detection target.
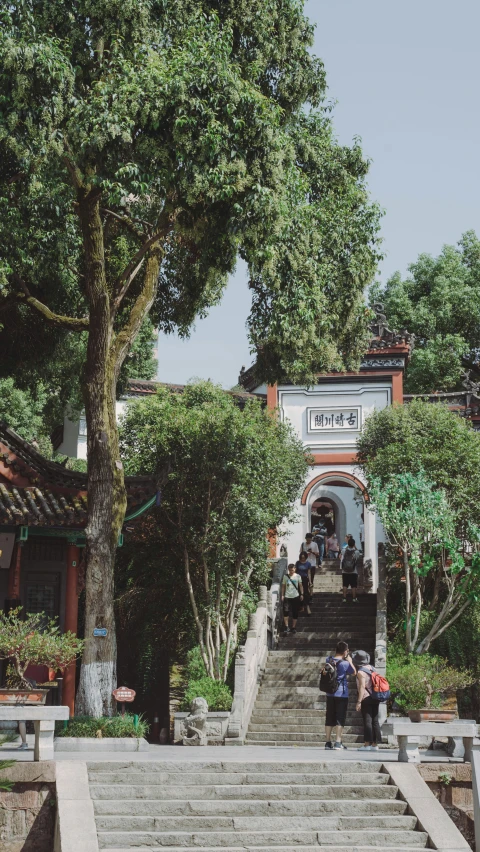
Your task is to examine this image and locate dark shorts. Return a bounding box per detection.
[342,572,357,588]
[283,597,301,619]
[325,695,348,727]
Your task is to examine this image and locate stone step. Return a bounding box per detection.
[102,847,426,852]
[245,734,365,743]
[88,761,384,773]
[96,829,428,848]
[95,815,418,832]
[90,784,399,801]
[258,685,360,693]
[250,713,361,724]
[247,724,365,734]
[89,770,388,787]
[92,798,407,817]
[93,798,407,819]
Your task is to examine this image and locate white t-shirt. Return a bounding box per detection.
[282,573,302,599]
[301,541,319,561]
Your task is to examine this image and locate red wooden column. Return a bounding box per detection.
[6,542,22,610]
[63,542,80,716]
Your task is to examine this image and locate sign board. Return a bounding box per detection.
[112,686,136,703]
[93,627,108,637]
[307,406,361,433]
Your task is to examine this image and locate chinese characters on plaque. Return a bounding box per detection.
[308,407,361,432]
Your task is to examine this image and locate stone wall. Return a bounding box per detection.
[417,763,474,850]
[0,762,56,852]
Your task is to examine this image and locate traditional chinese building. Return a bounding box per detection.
[0,425,157,714]
[238,304,415,588]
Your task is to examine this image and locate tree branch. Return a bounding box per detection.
[100,208,146,241]
[14,277,89,331]
[112,227,168,315]
[113,247,162,376]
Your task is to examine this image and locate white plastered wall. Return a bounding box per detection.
[276,379,392,592]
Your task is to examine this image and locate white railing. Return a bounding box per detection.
[225,558,287,743]
[472,749,480,852]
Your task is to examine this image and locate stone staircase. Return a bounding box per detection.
[88,759,430,849]
[245,563,377,747]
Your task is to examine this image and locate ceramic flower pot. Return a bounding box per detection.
[0,688,48,705]
[408,709,456,723]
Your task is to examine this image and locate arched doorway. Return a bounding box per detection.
[311,498,337,536]
[301,471,376,587]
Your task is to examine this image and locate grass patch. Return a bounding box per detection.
[55,713,149,739]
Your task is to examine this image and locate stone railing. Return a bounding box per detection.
[225,558,287,745]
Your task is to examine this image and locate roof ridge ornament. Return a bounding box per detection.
[369,302,415,351]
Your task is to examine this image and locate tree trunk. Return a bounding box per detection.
[75,191,125,717]
[404,550,413,653]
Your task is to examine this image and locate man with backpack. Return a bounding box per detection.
[340,536,361,603]
[320,641,356,750]
[352,650,390,751]
[280,562,303,634]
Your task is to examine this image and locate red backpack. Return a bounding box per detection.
[370,670,390,702]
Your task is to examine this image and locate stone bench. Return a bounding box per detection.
[0,705,69,760]
[386,717,477,763]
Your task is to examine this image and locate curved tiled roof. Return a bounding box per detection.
[0,423,156,528]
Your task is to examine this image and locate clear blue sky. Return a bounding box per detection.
[157,0,480,388]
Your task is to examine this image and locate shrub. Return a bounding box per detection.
[55,714,149,739]
[387,646,475,712]
[182,677,232,712]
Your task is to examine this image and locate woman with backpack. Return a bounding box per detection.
[353,650,383,751]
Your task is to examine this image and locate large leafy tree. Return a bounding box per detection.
[0,1,381,714]
[357,398,480,535]
[120,382,308,681]
[368,472,480,654]
[370,232,480,393]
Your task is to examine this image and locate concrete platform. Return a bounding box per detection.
[0,740,468,763]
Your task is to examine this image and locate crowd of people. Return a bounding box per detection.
[280,523,382,750]
[280,526,363,634]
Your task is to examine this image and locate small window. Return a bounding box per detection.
[26,583,57,619]
[79,417,87,437]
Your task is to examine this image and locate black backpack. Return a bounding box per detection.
[319,659,340,694]
[342,547,358,573]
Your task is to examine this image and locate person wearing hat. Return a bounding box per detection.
[352,650,381,751]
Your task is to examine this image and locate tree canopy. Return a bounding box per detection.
[120,381,309,681]
[370,232,480,393]
[367,471,480,654]
[357,398,480,535]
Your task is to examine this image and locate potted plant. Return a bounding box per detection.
[389,652,476,722]
[0,608,84,705]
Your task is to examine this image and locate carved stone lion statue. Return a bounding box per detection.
[182,697,209,746]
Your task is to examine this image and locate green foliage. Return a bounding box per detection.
[120,381,308,680]
[55,714,148,739]
[357,398,480,532]
[0,0,382,402]
[367,471,480,653]
[185,646,209,682]
[387,644,476,711]
[370,232,480,393]
[182,678,232,712]
[367,471,455,574]
[0,378,50,443]
[0,608,84,687]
